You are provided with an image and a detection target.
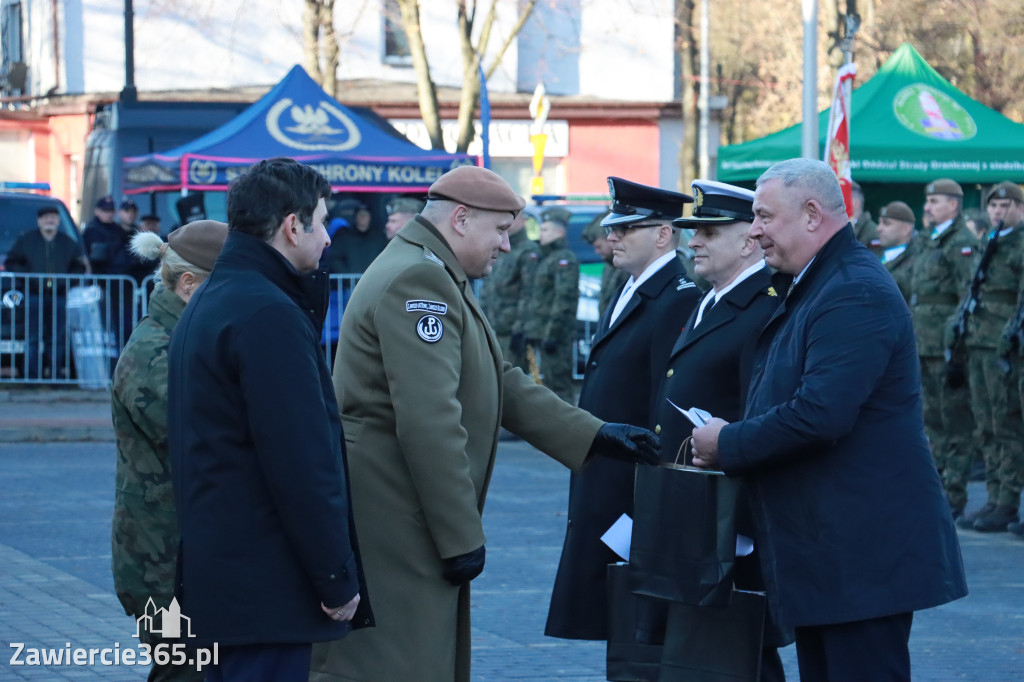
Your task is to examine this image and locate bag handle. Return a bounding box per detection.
[673,436,698,470]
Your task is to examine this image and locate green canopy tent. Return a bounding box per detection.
[718,43,1024,197]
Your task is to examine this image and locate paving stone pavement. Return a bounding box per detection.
[1,435,1022,679]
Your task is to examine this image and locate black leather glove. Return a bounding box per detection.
[509,332,525,355]
[587,423,660,466]
[442,546,486,586]
[543,338,559,355]
[945,360,967,389]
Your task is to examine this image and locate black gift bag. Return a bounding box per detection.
[658,589,766,682]
[606,563,669,682]
[628,438,741,606]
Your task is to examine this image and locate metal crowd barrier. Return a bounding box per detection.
[0,271,589,386]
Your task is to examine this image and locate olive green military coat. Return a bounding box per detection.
[310,216,603,682]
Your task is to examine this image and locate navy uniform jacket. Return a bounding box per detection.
[718,225,968,629]
[545,255,700,640]
[168,231,372,646]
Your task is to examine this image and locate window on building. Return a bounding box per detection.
[382,0,412,65]
[1,2,25,94]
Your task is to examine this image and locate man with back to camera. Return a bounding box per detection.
[168,158,371,681]
[3,205,87,379]
[690,158,967,681]
[876,200,918,304]
[545,177,700,644]
[910,178,979,520]
[309,165,660,682]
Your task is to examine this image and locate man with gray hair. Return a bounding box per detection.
[691,158,967,680]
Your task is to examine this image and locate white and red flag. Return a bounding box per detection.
[824,63,857,219]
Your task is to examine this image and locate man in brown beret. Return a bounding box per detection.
[877,200,918,303]
[311,165,660,682]
[909,178,979,521]
[956,181,1024,533]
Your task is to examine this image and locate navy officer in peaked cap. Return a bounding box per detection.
[657,179,790,681]
[546,176,700,649]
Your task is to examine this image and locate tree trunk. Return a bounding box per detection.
[398,0,444,150]
[321,0,339,97]
[303,0,323,84]
[676,0,697,191]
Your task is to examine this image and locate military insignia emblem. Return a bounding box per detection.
[693,187,703,209]
[767,286,778,297]
[406,300,448,315]
[607,178,616,200]
[961,246,973,256]
[926,183,935,194]
[997,187,1007,198]
[423,249,444,266]
[417,315,444,343]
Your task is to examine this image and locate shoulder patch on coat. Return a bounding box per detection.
[423,249,445,266]
[406,300,448,315]
[961,246,973,256]
[558,259,570,266]
[416,314,444,343]
[676,277,697,290]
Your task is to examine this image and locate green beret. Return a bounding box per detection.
[985,181,1024,205]
[925,178,963,198]
[878,201,915,225]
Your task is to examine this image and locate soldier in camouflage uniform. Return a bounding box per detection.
[852,181,881,256]
[112,221,227,682]
[877,201,918,304]
[581,216,629,318]
[909,179,979,517]
[479,212,541,370]
[955,182,1024,532]
[1001,229,1024,539]
[524,212,580,402]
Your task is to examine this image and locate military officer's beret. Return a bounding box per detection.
[427,166,526,215]
[601,177,692,227]
[878,201,916,225]
[168,220,229,271]
[673,179,755,227]
[540,207,572,229]
[925,178,964,198]
[581,213,609,243]
[985,181,1024,205]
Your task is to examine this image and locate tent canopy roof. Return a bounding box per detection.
[123,65,474,193]
[718,43,1024,183]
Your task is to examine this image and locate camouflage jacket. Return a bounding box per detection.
[479,229,541,335]
[598,263,629,318]
[881,237,918,305]
[854,215,882,255]
[964,221,1024,349]
[909,214,978,357]
[111,284,184,616]
[523,237,579,343]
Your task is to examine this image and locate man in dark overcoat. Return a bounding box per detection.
[545,177,699,642]
[169,159,371,680]
[655,179,787,681]
[692,158,968,681]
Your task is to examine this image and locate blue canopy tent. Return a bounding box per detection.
[123,65,475,193]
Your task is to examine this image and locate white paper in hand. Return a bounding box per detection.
[667,398,714,428]
[600,513,633,561]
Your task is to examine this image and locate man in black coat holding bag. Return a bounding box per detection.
[692,158,967,681]
[546,177,700,642]
[169,158,372,681]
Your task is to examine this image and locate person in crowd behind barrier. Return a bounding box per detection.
[385,197,425,240]
[4,206,88,380]
[955,182,1024,533]
[139,214,162,235]
[169,159,371,680]
[479,211,540,370]
[310,165,659,682]
[691,158,967,681]
[523,210,580,402]
[910,178,979,519]
[545,177,699,647]
[111,220,229,682]
[326,202,388,274]
[876,201,918,304]
[581,216,629,318]
[850,180,880,255]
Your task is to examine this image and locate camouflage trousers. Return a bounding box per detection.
[970,349,1024,508]
[920,356,976,510]
[536,340,576,404]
